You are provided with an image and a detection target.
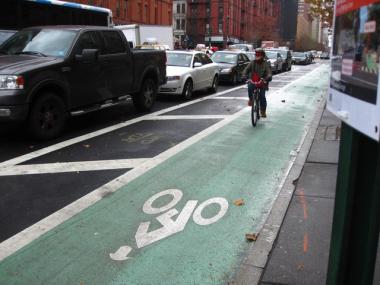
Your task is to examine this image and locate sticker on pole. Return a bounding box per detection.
[328,0,380,141]
[109,189,229,261]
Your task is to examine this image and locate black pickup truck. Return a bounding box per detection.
[0,26,166,139]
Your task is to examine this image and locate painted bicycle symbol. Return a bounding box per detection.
[110,189,229,261]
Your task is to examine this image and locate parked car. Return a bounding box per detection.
[265,51,284,73]
[0,30,16,46]
[246,52,256,61]
[0,26,166,140]
[159,51,219,99]
[228,44,254,51]
[320,52,330,59]
[266,48,292,71]
[292,52,309,64]
[211,51,250,84]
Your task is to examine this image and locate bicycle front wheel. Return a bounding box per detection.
[251,101,258,127]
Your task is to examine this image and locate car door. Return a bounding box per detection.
[200,53,215,87]
[237,54,249,78]
[100,30,133,99]
[192,53,204,90]
[68,31,106,108]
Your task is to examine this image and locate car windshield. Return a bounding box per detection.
[0,29,77,57]
[230,44,249,51]
[246,53,255,60]
[266,51,278,59]
[293,52,305,57]
[211,53,237,64]
[166,52,193,67]
[0,30,16,46]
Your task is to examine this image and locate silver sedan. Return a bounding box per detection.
[159,51,220,100]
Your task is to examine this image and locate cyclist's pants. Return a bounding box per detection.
[248,82,267,111]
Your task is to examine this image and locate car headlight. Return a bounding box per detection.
[0,75,24,90]
[166,76,180,81]
[221,68,232,73]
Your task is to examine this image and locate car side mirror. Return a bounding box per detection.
[75,49,98,62]
[194,62,202,68]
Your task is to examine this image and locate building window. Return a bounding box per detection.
[181,19,185,30]
[218,23,222,34]
[138,3,142,20]
[116,0,120,17]
[176,19,180,30]
[124,0,128,18]
[177,4,180,13]
[206,23,210,34]
[144,5,148,21]
[206,7,210,16]
[182,3,185,14]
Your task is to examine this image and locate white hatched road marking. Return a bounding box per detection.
[0,85,245,170]
[0,159,149,176]
[151,115,229,120]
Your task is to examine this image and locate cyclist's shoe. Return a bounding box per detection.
[260,110,267,118]
[248,99,253,106]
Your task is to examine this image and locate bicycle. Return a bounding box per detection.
[248,79,265,127]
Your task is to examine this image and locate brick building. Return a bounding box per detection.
[72,0,173,25]
[186,0,282,48]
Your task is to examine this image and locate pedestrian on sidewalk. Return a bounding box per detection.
[243,48,272,117]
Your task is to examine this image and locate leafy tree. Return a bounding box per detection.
[305,0,334,27]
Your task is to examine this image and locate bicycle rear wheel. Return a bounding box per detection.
[251,100,258,127]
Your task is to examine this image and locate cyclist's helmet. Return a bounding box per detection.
[255,48,266,58]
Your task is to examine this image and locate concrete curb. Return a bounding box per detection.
[231,94,327,285]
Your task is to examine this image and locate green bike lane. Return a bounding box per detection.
[0,65,329,285]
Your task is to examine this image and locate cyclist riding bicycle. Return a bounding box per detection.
[242,48,272,118]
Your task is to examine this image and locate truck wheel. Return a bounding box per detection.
[28,93,66,140]
[182,79,193,100]
[208,75,218,93]
[133,78,157,112]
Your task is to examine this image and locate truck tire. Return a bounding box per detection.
[133,78,157,111]
[28,92,66,140]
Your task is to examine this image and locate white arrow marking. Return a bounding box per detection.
[135,200,198,248]
[109,245,132,261]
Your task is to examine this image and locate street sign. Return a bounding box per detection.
[327,0,380,141]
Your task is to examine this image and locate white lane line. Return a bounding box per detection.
[0,159,149,176]
[210,97,247,100]
[0,85,245,170]
[151,115,229,120]
[0,65,328,261]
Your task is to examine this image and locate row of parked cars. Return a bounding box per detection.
[158,47,294,99]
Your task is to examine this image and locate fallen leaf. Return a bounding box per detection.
[281,100,286,103]
[233,199,245,206]
[245,233,259,242]
[297,263,304,270]
[83,144,91,148]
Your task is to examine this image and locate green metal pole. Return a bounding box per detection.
[327,123,380,284]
